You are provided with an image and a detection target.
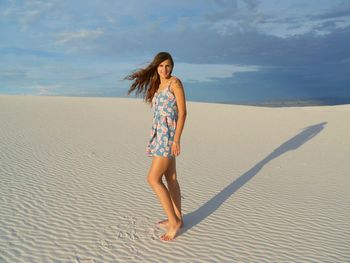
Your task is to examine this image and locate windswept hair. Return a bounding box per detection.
[125,52,174,104]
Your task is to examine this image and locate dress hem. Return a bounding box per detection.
[147,154,175,159]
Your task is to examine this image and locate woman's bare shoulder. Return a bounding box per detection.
[171,76,183,87]
[170,76,184,95]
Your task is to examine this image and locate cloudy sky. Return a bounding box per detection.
[1,0,350,104]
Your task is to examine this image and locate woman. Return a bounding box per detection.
[126,52,187,241]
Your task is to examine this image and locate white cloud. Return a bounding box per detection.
[174,63,261,83]
[56,28,104,44]
[1,0,57,31]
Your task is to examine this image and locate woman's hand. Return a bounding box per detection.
[171,141,180,156]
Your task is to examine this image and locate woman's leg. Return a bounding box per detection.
[147,156,181,240]
[158,157,183,227]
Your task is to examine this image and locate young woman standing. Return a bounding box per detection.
[126,52,187,241]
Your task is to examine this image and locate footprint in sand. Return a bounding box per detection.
[86,151,97,158]
[75,257,95,263]
[97,215,159,254]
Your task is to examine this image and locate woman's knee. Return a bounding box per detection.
[165,172,177,184]
[147,156,171,186]
[147,172,162,187]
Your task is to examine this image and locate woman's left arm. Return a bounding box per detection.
[172,78,187,155]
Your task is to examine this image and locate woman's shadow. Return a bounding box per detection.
[181,122,327,234]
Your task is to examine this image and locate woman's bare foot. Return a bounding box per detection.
[160,220,182,241]
[156,219,183,229]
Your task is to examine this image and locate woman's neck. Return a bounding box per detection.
[160,76,171,84]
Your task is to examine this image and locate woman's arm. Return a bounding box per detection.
[172,78,187,155]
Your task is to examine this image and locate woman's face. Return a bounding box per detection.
[157,59,173,79]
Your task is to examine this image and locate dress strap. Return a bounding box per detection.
[167,79,174,92]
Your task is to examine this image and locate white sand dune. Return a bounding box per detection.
[1,94,350,262]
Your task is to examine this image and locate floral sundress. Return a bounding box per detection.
[146,81,178,159]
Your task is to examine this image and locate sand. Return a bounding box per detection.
[1,94,350,262]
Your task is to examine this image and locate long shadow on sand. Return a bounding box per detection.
[181,122,327,235]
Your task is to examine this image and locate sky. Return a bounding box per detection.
[1,0,350,104]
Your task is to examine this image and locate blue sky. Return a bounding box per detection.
[1,0,350,103]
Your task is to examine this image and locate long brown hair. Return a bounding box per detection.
[125,52,174,104]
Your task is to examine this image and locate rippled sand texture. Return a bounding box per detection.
[1,95,350,262]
